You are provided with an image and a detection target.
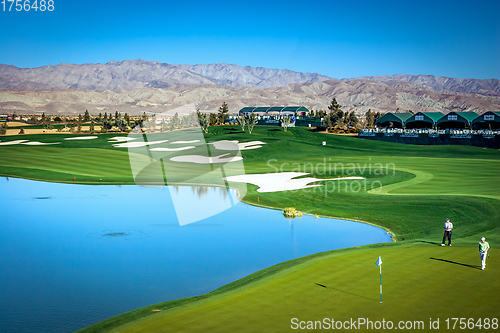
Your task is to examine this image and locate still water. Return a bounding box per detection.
[0,178,391,333]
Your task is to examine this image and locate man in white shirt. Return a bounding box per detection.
[441,218,453,247]
[479,237,490,270]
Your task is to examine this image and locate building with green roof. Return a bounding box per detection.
[472,111,500,129]
[375,112,413,128]
[436,112,479,129]
[405,112,444,129]
[238,106,309,116]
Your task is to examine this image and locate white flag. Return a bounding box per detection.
[376,256,382,267]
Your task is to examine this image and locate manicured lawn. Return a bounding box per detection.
[1,126,499,332]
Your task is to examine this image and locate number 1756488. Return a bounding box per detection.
[1,0,54,11]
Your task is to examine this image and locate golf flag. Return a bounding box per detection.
[376,256,382,303]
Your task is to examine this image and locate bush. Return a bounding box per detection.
[283,207,303,218]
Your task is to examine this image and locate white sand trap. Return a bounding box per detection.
[170,153,243,164]
[150,146,196,152]
[109,137,138,142]
[22,141,61,145]
[0,140,29,145]
[170,140,200,144]
[210,140,266,151]
[112,140,168,148]
[224,172,365,193]
[64,136,98,140]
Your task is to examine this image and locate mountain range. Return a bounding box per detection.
[0,60,331,90]
[0,60,499,116]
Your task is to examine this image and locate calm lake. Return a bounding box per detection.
[0,178,391,333]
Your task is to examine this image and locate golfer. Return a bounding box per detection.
[441,218,453,246]
[479,237,490,270]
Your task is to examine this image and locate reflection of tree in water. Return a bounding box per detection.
[287,218,298,257]
[189,186,230,199]
[191,186,209,198]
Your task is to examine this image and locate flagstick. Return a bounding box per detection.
[379,263,382,303]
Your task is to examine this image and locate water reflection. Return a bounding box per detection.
[0,178,391,333]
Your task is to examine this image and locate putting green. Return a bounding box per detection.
[79,241,499,333]
[1,127,499,332]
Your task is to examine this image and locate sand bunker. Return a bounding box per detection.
[113,140,168,148]
[170,140,200,144]
[109,137,138,142]
[170,153,243,164]
[150,146,196,152]
[210,140,266,151]
[224,172,365,193]
[64,136,98,140]
[22,142,61,145]
[0,140,29,145]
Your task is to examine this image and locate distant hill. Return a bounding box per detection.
[0,60,332,90]
[342,74,500,96]
[2,79,499,116]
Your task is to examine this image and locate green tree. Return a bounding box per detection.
[247,113,258,134]
[197,111,209,134]
[124,113,130,127]
[171,113,180,129]
[0,121,7,135]
[365,109,375,128]
[115,111,119,120]
[77,114,82,132]
[328,98,341,114]
[41,112,46,125]
[209,113,218,126]
[347,111,359,128]
[115,117,127,132]
[218,101,229,124]
[104,112,108,120]
[236,115,246,132]
[90,121,95,134]
[101,119,112,132]
[374,112,383,123]
[45,116,53,130]
[281,116,291,132]
[98,113,102,122]
[84,110,91,121]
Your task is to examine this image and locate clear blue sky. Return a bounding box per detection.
[0,0,499,79]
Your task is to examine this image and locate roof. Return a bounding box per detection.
[375,112,413,125]
[472,111,500,123]
[238,106,309,114]
[406,112,444,124]
[437,112,479,125]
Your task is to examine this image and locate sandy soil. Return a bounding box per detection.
[210,140,266,150]
[224,172,365,193]
[4,126,103,136]
[150,146,196,152]
[170,153,243,164]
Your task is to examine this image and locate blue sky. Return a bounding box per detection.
[0,0,498,79]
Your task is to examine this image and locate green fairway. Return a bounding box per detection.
[1,127,499,332]
[78,240,500,333]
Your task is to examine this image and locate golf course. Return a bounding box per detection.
[1,126,499,332]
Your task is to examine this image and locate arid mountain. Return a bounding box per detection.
[2,79,499,116]
[342,74,500,96]
[0,60,332,90]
